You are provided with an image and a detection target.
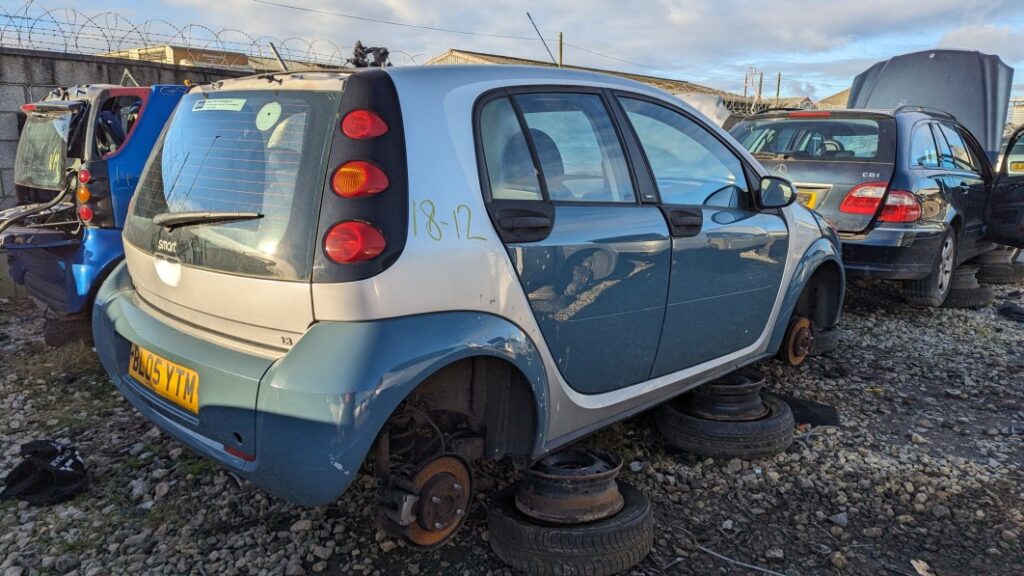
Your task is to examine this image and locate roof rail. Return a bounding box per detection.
[893,105,956,120]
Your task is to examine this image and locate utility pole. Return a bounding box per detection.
[775,72,782,107]
[757,71,764,102]
[558,32,563,68]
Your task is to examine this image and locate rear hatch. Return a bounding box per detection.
[730,111,897,233]
[123,87,342,347]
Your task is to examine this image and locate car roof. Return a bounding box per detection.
[203,65,671,100]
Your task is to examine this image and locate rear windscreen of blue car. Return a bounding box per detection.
[125,90,340,281]
[731,116,896,163]
[14,110,73,191]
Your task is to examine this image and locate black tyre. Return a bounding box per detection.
[43,318,93,348]
[488,482,654,576]
[975,262,1024,285]
[903,231,956,307]
[656,394,794,460]
[809,325,840,357]
[942,286,995,309]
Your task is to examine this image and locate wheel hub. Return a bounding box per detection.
[516,448,624,524]
[684,371,769,421]
[386,454,472,548]
[784,316,814,367]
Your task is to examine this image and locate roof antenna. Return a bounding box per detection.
[526,12,558,66]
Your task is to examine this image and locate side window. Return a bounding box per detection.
[515,93,635,203]
[1006,133,1024,176]
[937,123,978,173]
[909,123,939,168]
[620,97,748,208]
[479,97,543,201]
[95,94,143,157]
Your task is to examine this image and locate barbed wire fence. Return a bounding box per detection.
[0,0,366,69]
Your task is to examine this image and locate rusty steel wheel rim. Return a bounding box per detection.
[685,370,769,421]
[399,455,472,548]
[784,316,813,367]
[515,448,624,524]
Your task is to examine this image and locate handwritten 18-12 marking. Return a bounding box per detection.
[411,199,486,242]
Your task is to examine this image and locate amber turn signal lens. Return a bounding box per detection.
[75,184,91,203]
[331,161,389,198]
[323,221,386,263]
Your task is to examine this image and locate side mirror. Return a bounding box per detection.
[758,175,797,208]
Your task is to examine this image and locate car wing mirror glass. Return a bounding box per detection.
[758,175,796,208]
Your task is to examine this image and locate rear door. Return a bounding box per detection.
[988,126,1024,248]
[477,89,671,395]
[934,122,986,255]
[616,95,788,375]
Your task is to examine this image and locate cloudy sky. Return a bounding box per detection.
[12,0,1024,98]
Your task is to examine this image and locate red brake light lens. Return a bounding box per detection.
[838,182,889,215]
[20,103,36,112]
[878,190,921,223]
[323,221,386,263]
[78,168,91,184]
[342,109,388,139]
[77,205,94,222]
[787,110,831,118]
[331,161,389,198]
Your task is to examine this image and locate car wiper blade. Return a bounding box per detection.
[152,211,263,229]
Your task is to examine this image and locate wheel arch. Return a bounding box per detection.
[767,237,845,354]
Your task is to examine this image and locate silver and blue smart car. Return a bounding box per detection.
[93,66,844,545]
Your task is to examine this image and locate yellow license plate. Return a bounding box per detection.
[796,191,818,209]
[128,344,200,414]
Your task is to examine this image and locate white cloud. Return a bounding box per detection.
[938,24,1024,62]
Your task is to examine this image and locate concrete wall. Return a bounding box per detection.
[0,46,248,208]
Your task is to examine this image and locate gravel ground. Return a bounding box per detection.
[0,278,1021,576]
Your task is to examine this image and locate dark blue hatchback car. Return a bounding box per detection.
[731,107,1024,306]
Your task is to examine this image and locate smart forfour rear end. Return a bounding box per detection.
[95,66,844,554]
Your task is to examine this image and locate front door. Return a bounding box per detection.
[477,90,671,395]
[615,95,789,376]
[988,126,1024,249]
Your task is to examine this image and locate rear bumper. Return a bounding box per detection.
[840,223,947,281]
[2,225,122,315]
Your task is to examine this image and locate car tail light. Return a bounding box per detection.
[788,110,831,118]
[77,205,94,222]
[323,221,386,263]
[20,103,36,112]
[75,184,91,203]
[78,168,91,184]
[878,190,921,223]
[838,182,889,215]
[342,109,388,139]
[331,161,389,198]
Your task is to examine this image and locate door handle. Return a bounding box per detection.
[498,215,552,230]
[664,208,703,237]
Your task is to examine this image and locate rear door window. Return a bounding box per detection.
[479,97,543,201]
[910,123,939,168]
[515,93,635,203]
[937,123,979,173]
[125,90,340,281]
[620,97,748,208]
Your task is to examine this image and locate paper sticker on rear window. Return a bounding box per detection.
[193,98,247,112]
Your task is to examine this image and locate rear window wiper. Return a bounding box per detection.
[152,211,263,230]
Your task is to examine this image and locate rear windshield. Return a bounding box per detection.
[125,89,341,281]
[14,110,73,191]
[730,116,895,163]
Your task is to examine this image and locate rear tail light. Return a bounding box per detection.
[342,109,389,139]
[323,221,386,263]
[839,182,920,223]
[331,161,389,198]
[20,103,36,112]
[78,168,91,184]
[878,190,921,223]
[77,205,94,222]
